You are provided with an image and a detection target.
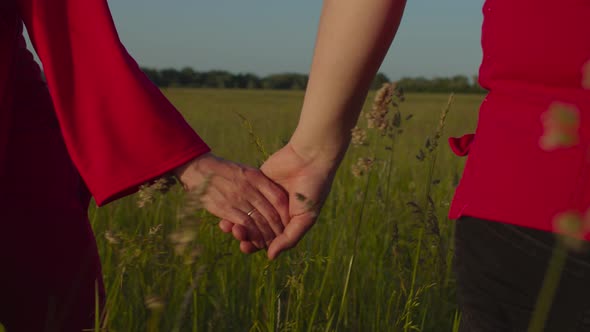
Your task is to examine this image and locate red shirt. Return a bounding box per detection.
[449,0,590,237]
[0,0,210,206]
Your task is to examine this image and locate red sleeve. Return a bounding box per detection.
[16,0,210,206]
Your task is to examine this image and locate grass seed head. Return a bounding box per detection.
[351,127,368,146]
[367,83,394,132]
[184,246,204,265]
[137,176,177,208]
[169,221,198,256]
[137,184,155,208]
[554,211,585,251]
[149,224,163,236]
[540,102,580,151]
[104,230,121,245]
[351,157,375,178]
[145,295,165,311]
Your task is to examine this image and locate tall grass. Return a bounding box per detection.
[88,89,482,331]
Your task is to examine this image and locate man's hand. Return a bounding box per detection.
[219,144,338,259]
[175,153,289,248]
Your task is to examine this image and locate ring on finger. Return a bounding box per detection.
[246,208,258,217]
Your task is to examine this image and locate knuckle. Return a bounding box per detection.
[242,167,257,177]
[239,166,255,179]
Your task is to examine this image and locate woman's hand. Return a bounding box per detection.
[174,153,289,247]
[219,143,339,259]
[220,0,407,258]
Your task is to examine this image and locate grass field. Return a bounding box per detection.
[89,89,484,331]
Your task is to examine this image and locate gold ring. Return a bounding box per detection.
[247,208,257,217]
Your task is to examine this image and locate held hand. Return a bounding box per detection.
[219,144,338,259]
[175,153,289,247]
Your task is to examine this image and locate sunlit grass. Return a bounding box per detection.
[90,89,483,331]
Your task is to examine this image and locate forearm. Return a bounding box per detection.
[290,0,407,165]
[18,0,210,205]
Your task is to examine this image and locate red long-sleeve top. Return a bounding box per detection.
[449,0,590,237]
[3,0,590,238]
[0,0,210,206]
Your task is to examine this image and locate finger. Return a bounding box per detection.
[220,221,260,250]
[209,176,277,243]
[232,209,274,249]
[248,193,285,237]
[219,219,234,233]
[202,186,266,243]
[240,174,285,237]
[248,208,277,246]
[267,213,316,260]
[240,241,261,254]
[231,224,249,242]
[247,170,290,227]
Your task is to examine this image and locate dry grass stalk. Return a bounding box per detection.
[137,176,177,208]
[145,295,165,311]
[351,126,368,146]
[351,157,375,178]
[366,83,395,132]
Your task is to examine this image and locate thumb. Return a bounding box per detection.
[267,213,316,260]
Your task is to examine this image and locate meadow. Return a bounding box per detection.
[89,88,484,331]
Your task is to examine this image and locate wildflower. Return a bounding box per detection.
[540,102,580,151]
[351,157,375,178]
[583,60,590,89]
[351,127,368,146]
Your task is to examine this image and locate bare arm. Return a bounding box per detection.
[290,0,407,167]
[221,0,408,258]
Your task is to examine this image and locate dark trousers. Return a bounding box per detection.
[454,217,590,331]
[0,77,104,331]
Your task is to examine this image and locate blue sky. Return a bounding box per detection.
[28,0,486,80]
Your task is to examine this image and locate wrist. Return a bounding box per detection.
[288,133,350,172]
[173,152,214,190]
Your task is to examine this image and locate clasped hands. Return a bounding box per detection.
[174,143,337,260]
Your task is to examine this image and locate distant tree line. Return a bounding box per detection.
[397,75,486,94]
[140,67,486,93]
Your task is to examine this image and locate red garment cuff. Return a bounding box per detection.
[93,144,211,206]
